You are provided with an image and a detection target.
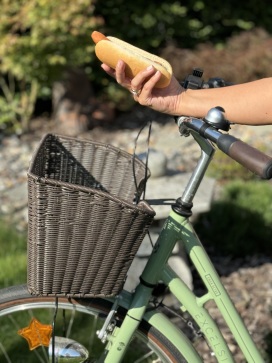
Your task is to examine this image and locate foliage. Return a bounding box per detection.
[2,0,272,131]
[161,28,272,85]
[0,0,101,86]
[0,220,26,288]
[94,1,272,110]
[94,0,272,50]
[0,74,38,132]
[0,0,102,132]
[195,180,272,257]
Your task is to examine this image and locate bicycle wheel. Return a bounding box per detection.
[0,284,186,363]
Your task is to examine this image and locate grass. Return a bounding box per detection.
[195,179,272,257]
[0,219,27,288]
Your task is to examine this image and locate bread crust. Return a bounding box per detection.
[95,37,172,88]
[107,37,172,72]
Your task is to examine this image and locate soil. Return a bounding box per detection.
[191,257,272,362]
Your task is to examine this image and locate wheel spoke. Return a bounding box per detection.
[32,347,48,363]
[65,304,76,338]
[0,342,12,363]
[134,350,157,362]
[0,286,183,362]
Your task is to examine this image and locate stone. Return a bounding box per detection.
[138,149,168,178]
[52,68,94,135]
[145,173,215,219]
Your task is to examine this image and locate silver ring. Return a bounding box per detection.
[131,88,141,96]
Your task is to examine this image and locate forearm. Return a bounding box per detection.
[178,78,272,125]
[107,60,272,126]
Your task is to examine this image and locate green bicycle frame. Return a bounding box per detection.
[101,211,263,363]
[100,130,264,363]
[161,212,263,363]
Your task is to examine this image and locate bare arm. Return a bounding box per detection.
[180,78,272,125]
[102,60,272,125]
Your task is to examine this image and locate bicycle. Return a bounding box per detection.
[0,105,271,362]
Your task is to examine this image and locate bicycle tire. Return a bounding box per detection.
[0,284,186,363]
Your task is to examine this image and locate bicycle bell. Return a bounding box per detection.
[204,106,230,131]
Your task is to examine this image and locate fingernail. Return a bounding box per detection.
[117,60,125,68]
[146,65,154,71]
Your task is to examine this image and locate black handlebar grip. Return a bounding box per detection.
[217,134,272,179]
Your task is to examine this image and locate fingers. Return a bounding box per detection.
[101,60,162,100]
[114,60,126,83]
[130,65,154,89]
[101,63,115,77]
[101,60,132,90]
[137,70,161,97]
[129,66,161,103]
[112,61,160,97]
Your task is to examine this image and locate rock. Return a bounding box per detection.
[145,173,215,219]
[138,149,168,178]
[52,68,94,135]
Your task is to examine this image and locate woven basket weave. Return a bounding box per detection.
[27,134,155,297]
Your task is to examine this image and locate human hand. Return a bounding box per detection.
[101,60,184,116]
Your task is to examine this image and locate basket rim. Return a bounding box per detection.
[28,133,155,217]
[29,133,150,175]
[27,172,155,216]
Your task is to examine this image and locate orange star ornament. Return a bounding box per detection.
[17,317,53,350]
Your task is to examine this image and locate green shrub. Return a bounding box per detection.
[0,0,102,132]
[195,180,272,257]
[94,0,272,50]
[207,150,254,182]
[2,0,272,131]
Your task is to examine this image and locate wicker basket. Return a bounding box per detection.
[27,134,155,297]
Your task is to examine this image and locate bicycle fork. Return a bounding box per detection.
[97,283,154,362]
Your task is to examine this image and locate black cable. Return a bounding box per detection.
[132,120,153,203]
[51,296,59,363]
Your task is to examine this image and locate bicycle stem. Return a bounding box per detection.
[180,131,215,206]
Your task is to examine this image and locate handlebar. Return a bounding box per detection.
[176,110,272,180]
[217,135,272,180]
